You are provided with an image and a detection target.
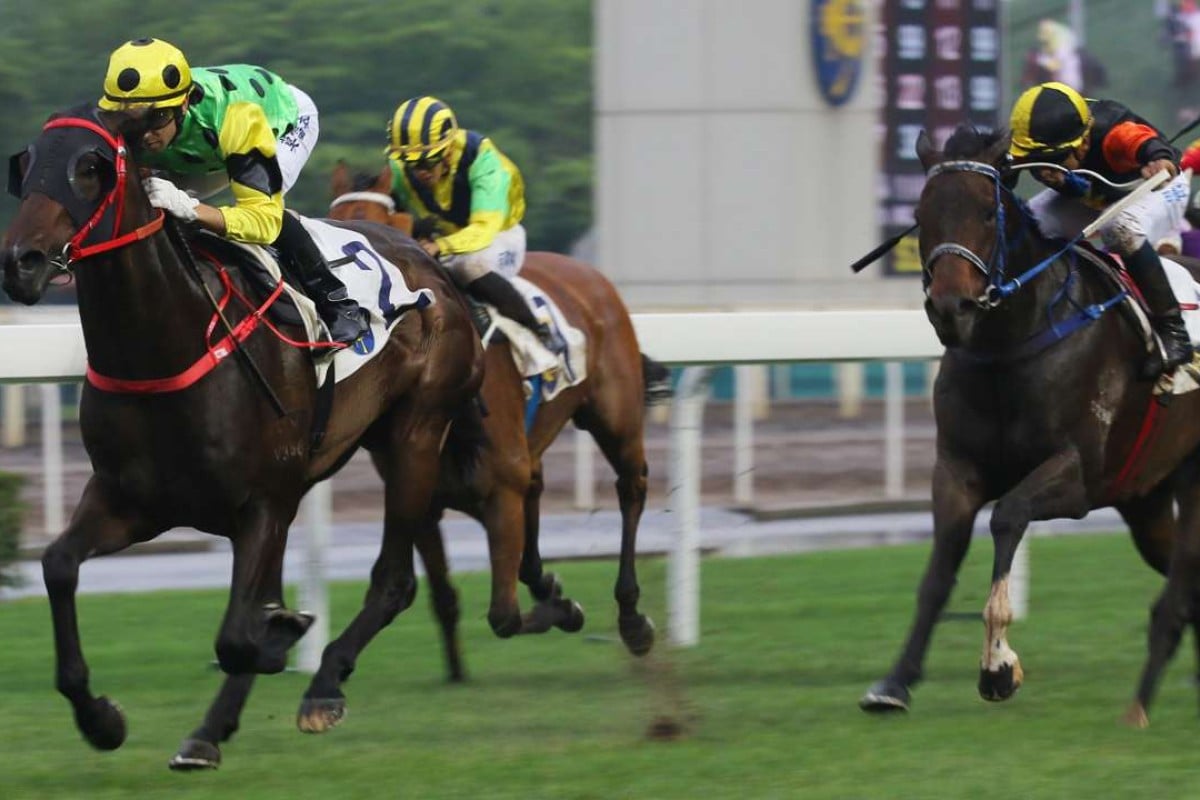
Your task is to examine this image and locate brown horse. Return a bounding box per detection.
[321,161,659,699]
[2,104,483,768]
[859,125,1200,726]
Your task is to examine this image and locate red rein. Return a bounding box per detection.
[47,116,336,394]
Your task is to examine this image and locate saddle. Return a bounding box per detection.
[1073,241,1200,393]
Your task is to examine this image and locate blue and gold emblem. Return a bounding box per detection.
[811,0,864,107]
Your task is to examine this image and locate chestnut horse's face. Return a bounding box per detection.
[328,161,415,237]
[3,107,119,304]
[915,130,1011,348]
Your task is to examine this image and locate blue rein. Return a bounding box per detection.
[921,159,1128,361]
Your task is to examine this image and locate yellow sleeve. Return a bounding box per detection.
[437,144,510,255]
[215,102,285,244]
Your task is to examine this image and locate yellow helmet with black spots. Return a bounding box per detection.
[1009,81,1092,160]
[386,96,458,163]
[99,37,192,111]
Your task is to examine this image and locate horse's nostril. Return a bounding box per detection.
[16,248,47,271]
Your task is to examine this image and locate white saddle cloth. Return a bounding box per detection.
[227,215,436,385]
[482,275,587,402]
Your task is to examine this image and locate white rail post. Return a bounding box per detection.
[668,366,711,647]
[297,480,332,673]
[884,361,905,499]
[3,385,25,448]
[733,364,755,507]
[40,383,63,536]
[573,427,596,510]
[1011,527,1032,621]
[837,362,865,418]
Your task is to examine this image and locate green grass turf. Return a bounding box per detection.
[1,532,1197,799]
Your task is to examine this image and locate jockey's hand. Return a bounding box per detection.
[412,216,439,240]
[421,239,441,258]
[1142,158,1179,184]
[143,177,199,221]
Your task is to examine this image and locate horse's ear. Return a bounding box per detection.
[375,164,391,193]
[985,130,1013,168]
[916,130,939,172]
[331,159,351,198]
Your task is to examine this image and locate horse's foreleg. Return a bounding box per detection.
[44,476,157,751]
[168,674,256,770]
[215,504,307,676]
[516,461,585,636]
[980,449,1088,703]
[297,423,443,733]
[861,458,983,712]
[412,516,467,682]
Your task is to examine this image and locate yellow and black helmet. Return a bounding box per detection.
[1009,82,1092,160]
[99,37,192,111]
[386,96,458,163]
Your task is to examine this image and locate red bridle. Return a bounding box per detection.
[41,116,165,263]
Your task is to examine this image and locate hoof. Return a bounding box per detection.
[168,738,221,770]
[76,696,127,751]
[297,696,346,734]
[978,661,1023,702]
[258,604,316,673]
[619,613,656,656]
[1122,702,1150,729]
[554,600,585,634]
[529,572,564,603]
[265,603,315,637]
[859,679,910,713]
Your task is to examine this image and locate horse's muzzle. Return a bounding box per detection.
[924,295,978,348]
[2,245,51,305]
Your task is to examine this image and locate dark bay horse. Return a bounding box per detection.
[858,125,1200,726]
[2,105,483,768]
[321,162,657,701]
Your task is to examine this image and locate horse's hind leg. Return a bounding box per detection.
[1116,481,1175,577]
[516,461,585,635]
[1125,471,1200,727]
[43,476,157,752]
[297,421,444,733]
[577,396,654,656]
[413,515,467,682]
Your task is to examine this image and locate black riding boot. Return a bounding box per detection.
[467,272,566,355]
[275,213,369,345]
[1126,241,1193,375]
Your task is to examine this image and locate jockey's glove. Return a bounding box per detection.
[143,177,199,222]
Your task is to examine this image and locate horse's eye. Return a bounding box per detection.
[68,154,105,202]
[984,209,997,224]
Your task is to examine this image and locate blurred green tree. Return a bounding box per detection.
[0,0,592,255]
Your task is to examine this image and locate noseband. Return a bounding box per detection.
[329,191,395,214]
[38,117,164,270]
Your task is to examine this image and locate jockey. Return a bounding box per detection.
[97,37,368,346]
[385,95,566,355]
[1008,81,1193,374]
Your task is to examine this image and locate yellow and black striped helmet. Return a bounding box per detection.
[1009,82,1092,160]
[99,38,192,111]
[386,96,458,163]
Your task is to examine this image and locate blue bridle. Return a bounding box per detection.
[921,158,1129,361]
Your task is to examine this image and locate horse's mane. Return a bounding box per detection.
[938,125,1054,243]
[942,125,1009,163]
